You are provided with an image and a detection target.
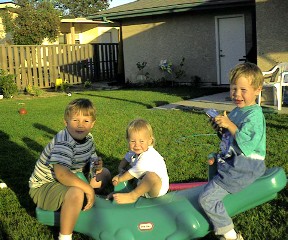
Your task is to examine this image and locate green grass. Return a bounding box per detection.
[0,87,287,240]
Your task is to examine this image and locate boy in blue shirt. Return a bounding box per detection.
[199,63,266,240]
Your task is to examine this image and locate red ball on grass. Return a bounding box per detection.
[19,108,27,115]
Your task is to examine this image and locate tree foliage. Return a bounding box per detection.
[53,0,109,18]
[0,0,110,45]
[1,1,61,45]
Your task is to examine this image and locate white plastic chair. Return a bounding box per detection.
[258,62,288,110]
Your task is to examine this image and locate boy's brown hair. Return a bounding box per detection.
[229,62,264,89]
[64,98,96,121]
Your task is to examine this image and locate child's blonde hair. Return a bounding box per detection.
[64,98,96,121]
[229,62,264,89]
[126,119,155,146]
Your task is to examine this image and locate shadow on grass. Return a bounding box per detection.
[121,86,230,100]
[33,123,58,136]
[0,222,9,240]
[74,87,229,111]
[154,100,170,107]
[0,131,36,213]
[75,92,154,109]
[6,121,117,240]
[0,130,60,239]
[265,113,288,130]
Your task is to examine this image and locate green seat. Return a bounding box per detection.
[36,167,286,240]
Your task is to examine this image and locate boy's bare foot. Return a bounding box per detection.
[113,192,139,204]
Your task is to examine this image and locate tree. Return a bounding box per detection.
[1,1,61,45]
[53,0,109,18]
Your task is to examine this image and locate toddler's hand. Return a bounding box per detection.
[112,175,120,186]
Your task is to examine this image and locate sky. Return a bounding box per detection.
[109,0,136,9]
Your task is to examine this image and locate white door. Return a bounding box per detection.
[216,15,246,85]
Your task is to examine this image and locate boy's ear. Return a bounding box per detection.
[63,119,68,126]
[149,137,154,146]
[255,86,262,96]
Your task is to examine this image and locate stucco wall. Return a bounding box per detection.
[0,5,17,44]
[256,0,288,71]
[121,8,253,85]
[60,23,119,44]
[122,13,216,84]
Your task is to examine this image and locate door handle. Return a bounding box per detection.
[220,54,225,57]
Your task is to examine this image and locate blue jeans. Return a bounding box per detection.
[198,180,234,235]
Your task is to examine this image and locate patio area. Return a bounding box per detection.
[155,91,288,114]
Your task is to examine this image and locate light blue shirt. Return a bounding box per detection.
[214,104,266,193]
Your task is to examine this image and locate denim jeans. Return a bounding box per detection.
[198,180,234,235]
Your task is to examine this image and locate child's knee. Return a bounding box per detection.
[65,187,85,203]
[144,172,160,183]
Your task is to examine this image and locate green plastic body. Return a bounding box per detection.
[36,167,286,240]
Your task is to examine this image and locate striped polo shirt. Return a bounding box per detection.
[29,128,97,188]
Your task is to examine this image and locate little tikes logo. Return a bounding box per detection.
[138,222,154,231]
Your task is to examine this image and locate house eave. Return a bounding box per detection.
[60,18,106,24]
[89,0,254,21]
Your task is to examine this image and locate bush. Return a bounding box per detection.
[0,69,18,98]
[25,84,44,96]
[84,80,92,88]
[60,81,71,92]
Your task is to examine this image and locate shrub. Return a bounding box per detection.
[136,61,147,73]
[59,81,71,92]
[25,84,44,96]
[0,69,18,98]
[84,80,92,88]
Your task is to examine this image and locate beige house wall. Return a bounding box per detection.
[122,13,215,84]
[256,0,288,71]
[122,9,253,84]
[0,15,5,40]
[59,22,119,44]
[255,0,288,104]
[0,3,18,44]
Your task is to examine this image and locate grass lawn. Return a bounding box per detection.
[0,86,287,240]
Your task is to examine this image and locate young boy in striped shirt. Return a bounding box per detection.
[29,98,110,240]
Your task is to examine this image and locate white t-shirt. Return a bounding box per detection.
[124,146,169,197]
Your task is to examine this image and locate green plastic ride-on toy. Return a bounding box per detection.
[36,167,286,240]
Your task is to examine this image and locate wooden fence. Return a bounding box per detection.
[0,43,119,90]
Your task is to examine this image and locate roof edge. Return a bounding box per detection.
[89,1,254,21]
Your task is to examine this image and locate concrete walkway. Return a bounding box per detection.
[91,82,288,114]
[154,91,288,114]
